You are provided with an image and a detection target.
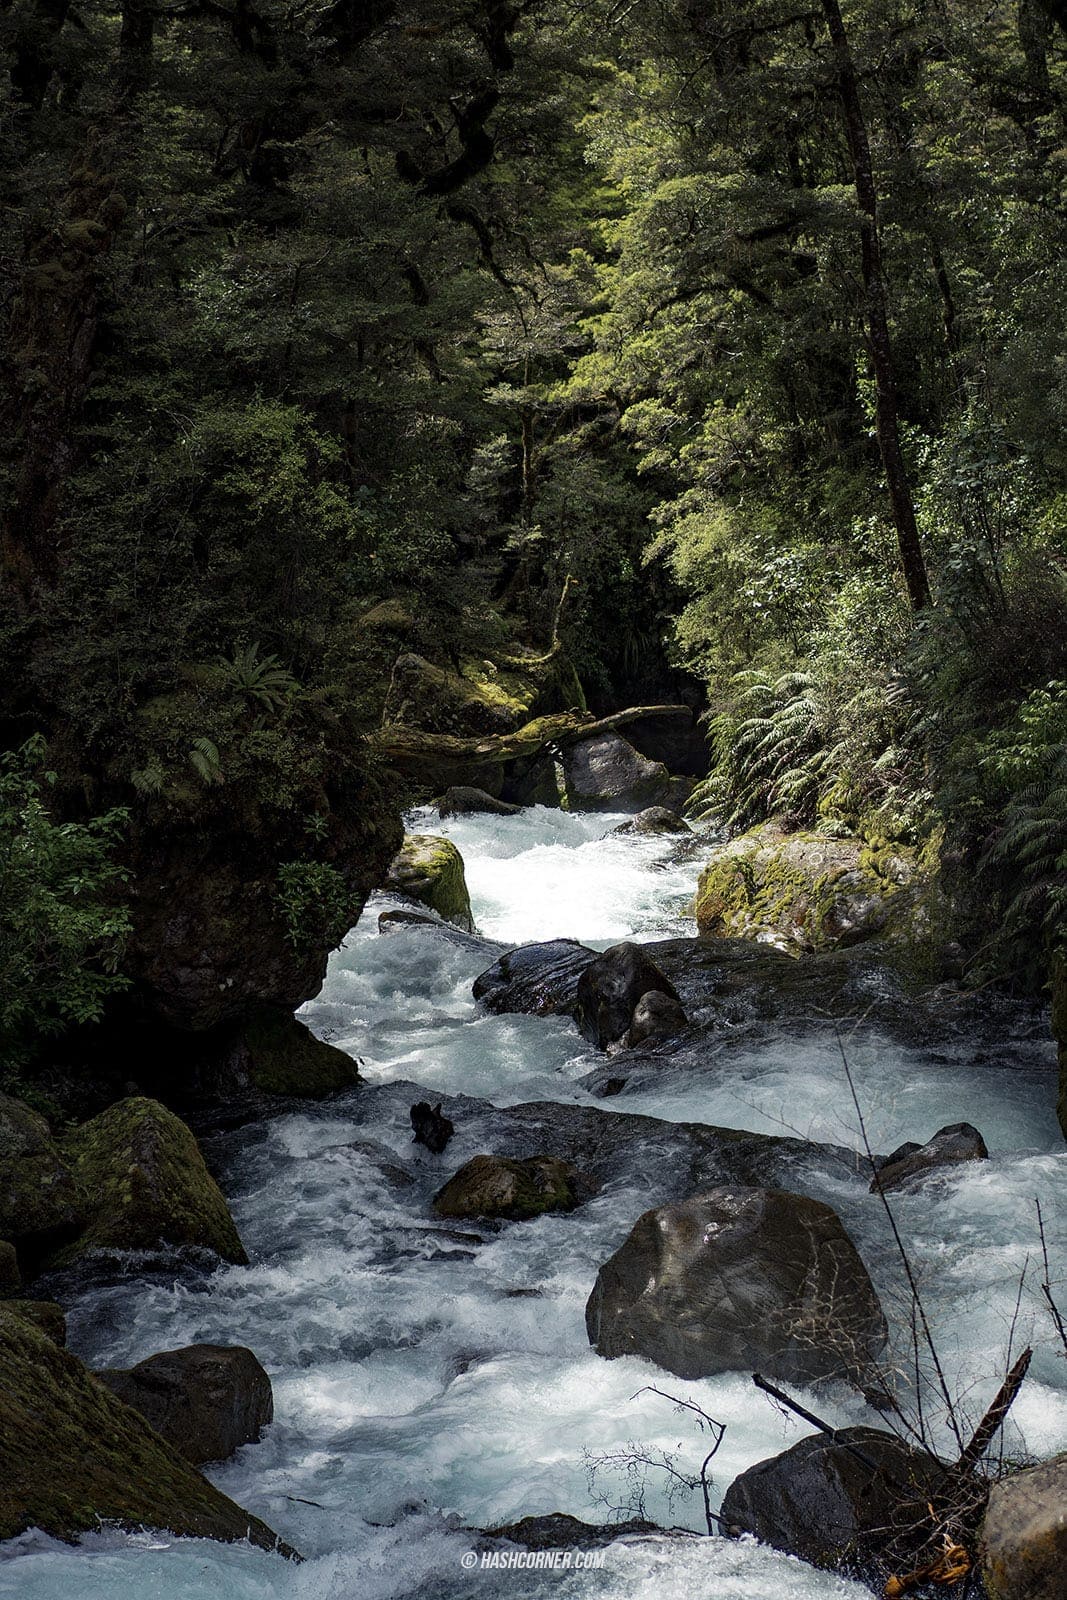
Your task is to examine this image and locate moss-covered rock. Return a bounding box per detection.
[694,823,922,954]
[0,1308,290,1551]
[237,1009,359,1099]
[981,1451,1067,1600]
[2,1298,66,1344]
[52,1097,247,1268]
[0,1093,84,1255]
[1051,951,1067,1141]
[383,648,586,740]
[0,1240,20,1296]
[385,835,474,931]
[432,1153,597,1221]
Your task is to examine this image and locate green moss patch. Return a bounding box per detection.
[385,835,474,931]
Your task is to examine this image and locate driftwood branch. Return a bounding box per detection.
[954,1347,1032,1474]
[371,703,691,776]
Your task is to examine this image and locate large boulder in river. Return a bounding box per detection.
[0,1308,289,1551]
[720,1426,954,1582]
[575,941,683,1050]
[618,989,689,1050]
[51,1097,247,1268]
[981,1452,1067,1600]
[0,1093,84,1258]
[234,1007,359,1099]
[473,939,596,1017]
[97,1344,273,1465]
[385,834,474,931]
[563,733,672,812]
[695,823,919,953]
[871,1122,988,1193]
[585,1187,886,1387]
[433,1154,597,1221]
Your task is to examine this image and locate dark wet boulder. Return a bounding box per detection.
[562,733,672,812]
[473,939,595,1017]
[0,1093,84,1257]
[871,1123,988,1193]
[981,1451,1067,1600]
[618,990,690,1050]
[385,834,474,931]
[411,1101,455,1154]
[613,807,692,837]
[720,1426,954,1581]
[486,1512,665,1549]
[586,1187,887,1388]
[575,941,683,1050]
[96,1344,273,1466]
[437,786,521,818]
[1,1298,66,1344]
[0,1310,291,1551]
[433,1154,598,1221]
[233,1008,360,1099]
[51,1097,247,1269]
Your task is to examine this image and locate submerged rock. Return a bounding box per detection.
[981,1451,1067,1600]
[0,1093,84,1257]
[473,939,595,1017]
[410,1101,455,1154]
[486,1512,666,1548]
[871,1122,988,1193]
[720,1426,954,1582]
[96,1344,273,1466]
[233,1008,359,1099]
[51,1096,247,1268]
[562,733,672,813]
[613,807,691,836]
[385,834,474,931]
[586,1187,886,1388]
[575,941,683,1050]
[0,1309,290,1551]
[437,786,520,817]
[432,1154,598,1221]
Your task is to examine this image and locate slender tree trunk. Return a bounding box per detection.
[821,0,932,610]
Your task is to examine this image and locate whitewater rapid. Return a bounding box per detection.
[4,806,1064,1600]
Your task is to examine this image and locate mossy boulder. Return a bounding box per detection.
[384,649,585,739]
[51,1097,247,1268]
[432,1154,597,1221]
[1051,951,1067,1141]
[0,1308,290,1551]
[237,1009,359,1099]
[385,835,474,931]
[0,1093,84,1255]
[981,1452,1067,1600]
[694,823,920,954]
[2,1298,66,1344]
[0,1240,20,1296]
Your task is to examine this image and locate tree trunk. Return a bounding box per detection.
[821,0,932,611]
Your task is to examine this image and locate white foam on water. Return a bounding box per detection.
[17,805,1067,1599]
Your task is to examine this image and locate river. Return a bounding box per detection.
[3,806,1064,1599]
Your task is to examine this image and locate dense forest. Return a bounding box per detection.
[2,3,1067,1596]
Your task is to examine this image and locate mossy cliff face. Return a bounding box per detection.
[385,835,474,931]
[52,1097,247,1268]
[383,649,585,738]
[1052,951,1067,1141]
[694,822,928,956]
[0,1308,290,1552]
[122,790,403,1033]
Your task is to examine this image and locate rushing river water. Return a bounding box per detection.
[4,807,1065,1600]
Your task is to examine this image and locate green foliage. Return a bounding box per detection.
[275,861,353,952]
[0,741,131,1069]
